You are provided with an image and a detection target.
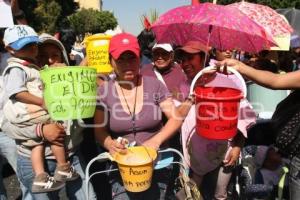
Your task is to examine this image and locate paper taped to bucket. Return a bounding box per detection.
[113,146,157,192]
[84,34,113,74]
[190,66,247,140]
[40,67,97,120]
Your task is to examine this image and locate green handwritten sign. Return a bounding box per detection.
[40,67,97,120]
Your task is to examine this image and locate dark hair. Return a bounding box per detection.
[250,58,279,73]
[137,29,156,60]
[0,28,6,52]
[278,51,294,72]
[56,28,77,65]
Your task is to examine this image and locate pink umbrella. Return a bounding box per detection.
[227,2,293,37]
[151,3,277,53]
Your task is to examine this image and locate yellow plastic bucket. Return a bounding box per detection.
[113,146,157,192]
[40,67,97,120]
[84,34,113,74]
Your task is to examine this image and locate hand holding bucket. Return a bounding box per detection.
[111,146,157,193]
[190,66,247,140]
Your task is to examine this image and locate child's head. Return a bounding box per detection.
[3,25,39,61]
[255,146,282,171]
[38,33,69,67]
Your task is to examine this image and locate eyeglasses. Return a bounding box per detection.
[152,50,171,60]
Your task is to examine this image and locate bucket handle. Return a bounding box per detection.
[189,66,247,98]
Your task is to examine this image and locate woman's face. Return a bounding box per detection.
[152,48,173,69]
[38,43,63,67]
[215,50,233,61]
[111,51,140,81]
[180,52,204,81]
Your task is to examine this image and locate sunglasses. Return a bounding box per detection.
[152,50,171,60]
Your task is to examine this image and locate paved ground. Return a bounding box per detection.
[3,164,21,200]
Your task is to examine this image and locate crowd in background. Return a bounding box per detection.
[0,1,300,200]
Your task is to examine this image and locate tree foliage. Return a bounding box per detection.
[68,9,118,35]
[33,0,61,33]
[18,0,79,33]
[198,0,300,9]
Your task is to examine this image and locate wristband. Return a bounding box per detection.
[36,123,45,141]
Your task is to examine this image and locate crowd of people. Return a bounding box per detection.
[1,3,300,200]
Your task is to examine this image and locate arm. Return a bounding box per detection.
[176,96,194,118]
[15,91,43,107]
[218,58,300,90]
[4,67,44,107]
[143,97,183,150]
[224,131,245,167]
[2,120,65,145]
[94,108,126,155]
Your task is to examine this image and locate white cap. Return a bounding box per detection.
[152,43,173,52]
[3,25,39,50]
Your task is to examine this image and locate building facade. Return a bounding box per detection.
[74,0,102,11]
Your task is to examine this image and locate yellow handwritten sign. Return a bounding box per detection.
[40,67,97,120]
[270,34,291,51]
[85,34,113,74]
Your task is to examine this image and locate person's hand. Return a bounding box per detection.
[107,139,127,157]
[223,146,241,167]
[216,58,245,73]
[42,123,66,146]
[142,137,161,151]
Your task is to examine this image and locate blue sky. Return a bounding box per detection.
[102,0,191,36]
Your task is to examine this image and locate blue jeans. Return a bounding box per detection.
[0,132,32,200]
[17,151,96,200]
[289,156,300,200]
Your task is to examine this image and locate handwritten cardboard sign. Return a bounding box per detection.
[0,1,14,28]
[40,67,97,120]
[85,34,113,74]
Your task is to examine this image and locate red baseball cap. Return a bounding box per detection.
[109,33,140,59]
